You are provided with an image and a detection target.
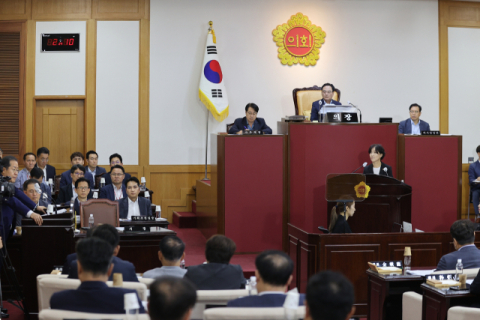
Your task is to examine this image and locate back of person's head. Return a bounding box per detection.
[92,224,120,248]
[306,271,354,320]
[149,277,197,320]
[255,250,294,286]
[205,235,236,264]
[76,237,114,276]
[30,167,44,180]
[160,236,185,262]
[451,219,475,245]
[328,195,354,232]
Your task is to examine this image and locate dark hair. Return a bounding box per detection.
[328,195,355,233]
[476,145,480,154]
[409,103,422,112]
[70,164,86,174]
[126,176,140,187]
[450,219,475,245]
[0,156,17,171]
[368,144,385,160]
[23,152,36,161]
[321,83,336,92]
[109,153,123,164]
[306,271,354,320]
[36,147,50,157]
[70,152,84,161]
[23,178,39,191]
[149,277,197,320]
[76,237,114,276]
[205,235,236,264]
[86,150,98,160]
[245,103,259,113]
[30,167,44,180]
[75,177,90,189]
[92,223,120,248]
[110,164,125,174]
[255,250,294,286]
[159,236,185,261]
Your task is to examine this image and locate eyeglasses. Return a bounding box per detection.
[76,187,90,191]
[247,112,257,116]
[111,173,124,177]
[111,161,121,165]
[89,157,98,161]
[27,190,39,195]
[73,172,84,176]
[409,110,420,114]
[9,168,19,173]
[322,91,332,94]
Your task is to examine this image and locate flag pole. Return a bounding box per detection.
[201,108,209,181]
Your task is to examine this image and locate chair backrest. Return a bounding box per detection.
[292,86,341,118]
[80,199,119,227]
[203,306,306,320]
[226,123,234,133]
[54,174,61,193]
[402,291,422,320]
[94,172,106,189]
[447,306,480,320]
[39,309,150,320]
[191,289,249,319]
[139,277,154,288]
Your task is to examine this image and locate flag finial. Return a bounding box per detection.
[208,21,216,44]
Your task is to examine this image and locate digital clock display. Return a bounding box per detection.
[41,33,80,52]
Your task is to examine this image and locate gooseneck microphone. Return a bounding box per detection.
[352,162,367,173]
[348,101,362,123]
[393,222,403,232]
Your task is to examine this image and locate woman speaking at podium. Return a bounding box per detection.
[228,103,272,135]
[363,144,393,177]
[328,196,356,234]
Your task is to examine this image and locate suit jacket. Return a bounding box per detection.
[68,256,139,282]
[99,184,127,201]
[436,245,480,271]
[58,184,93,205]
[469,161,480,191]
[62,253,77,275]
[227,293,306,307]
[35,164,56,182]
[39,182,52,205]
[398,118,430,134]
[363,163,393,178]
[469,269,480,295]
[331,215,352,234]
[103,172,132,186]
[228,117,272,134]
[119,196,152,219]
[60,170,94,189]
[73,196,94,216]
[184,263,246,290]
[310,99,341,122]
[50,281,145,314]
[1,189,35,240]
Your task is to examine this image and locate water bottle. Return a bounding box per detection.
[100,177,105,189]
[49,178,54,193]
[140,177,146,191]
[456,259,463,281]
[70,197,75,213]
[180,259,185,269]
[249,276,257,295]
[155,205,161,219]
[145,191,150,201]
[88,214,94,228]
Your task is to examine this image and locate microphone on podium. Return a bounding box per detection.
[352,162,367,173]
[35,183,43,197]
[383,167,389,177]
[393,222,403,232]
[348,101,362,123]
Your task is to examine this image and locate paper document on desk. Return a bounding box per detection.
[407,269,436,276]
[467,279,474,285]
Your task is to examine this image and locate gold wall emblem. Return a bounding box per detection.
[354,181,371,199]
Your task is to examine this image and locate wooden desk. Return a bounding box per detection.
[421,283,476,320]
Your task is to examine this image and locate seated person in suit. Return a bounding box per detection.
[143,236,187,279]
[228,250,305,307]
[62,227,95,275]
[398,103,430,134]
[23,179,49,208]
[103,153,132,185]
[305,271,355,320]
[228,103,272,135]
[51,237,145,314]
[30,167,52,204]
[119,177,152,219]
[68,224,139,282]
[58,165,86,204]
[149,277,196,320]
[468,145,480,218]
[436,219,480,270]
[86,150,107,184]
[35,147,56,182]
[328,196,355,234]
[60,152,94,188]
[99,165,127,201]
[73,177,94,215]
[184,235,246,289]
[15,152,37,189]
[363,144,393,177]
[310,83,342,122]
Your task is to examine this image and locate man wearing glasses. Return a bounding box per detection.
[58,165,87,203]
[398,103,430,134]
[310,83,342,122]
[99,165,127,201]
[23,179,49,208]
[73,178,94,215]
[103,153,131,186]
[60,152,95,188]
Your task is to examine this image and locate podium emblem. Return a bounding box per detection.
[354,181,371,198]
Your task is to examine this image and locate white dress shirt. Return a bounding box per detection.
[113,184,123,200]
[127,197,140,219]
[71,183,78,199]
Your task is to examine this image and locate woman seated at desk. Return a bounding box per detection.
[328,196,356,234]
[363,144,393,177]
[228,103,272,135]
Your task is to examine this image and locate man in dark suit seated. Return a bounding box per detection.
[30,168,52,204]
[23,179,49,208]
[228,103,272,135]
[305,271,355,320]
[35,147,56,182]
[103,153,132,186]
[67,224,139,282]
[73,177,94,215]
[119,177,152,219]
[184,235,246,289]
[310,83,342,122]
[85,150,107,186]
[58,165,87,204]
[149,277,196,320]
[436,219,480,270]
[398,103,430,134]
[60,152,94,188]
[228,250,305,307]
[99,165,127,201]
[51,237,145,314]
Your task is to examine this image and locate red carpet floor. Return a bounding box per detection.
[3,301,25,320]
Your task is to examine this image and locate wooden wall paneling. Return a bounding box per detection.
[138,17,149,166]
[195,179,217,240]
[92,0,146,19]
[299,240,318,293]
[0,0,31,20]
[85,19,96,151]
[25,19,35,152]
[288,235,298,289]
[32,0,91,20]
[387,242,443,267]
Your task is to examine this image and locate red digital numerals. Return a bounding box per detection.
[46,38,75,46]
